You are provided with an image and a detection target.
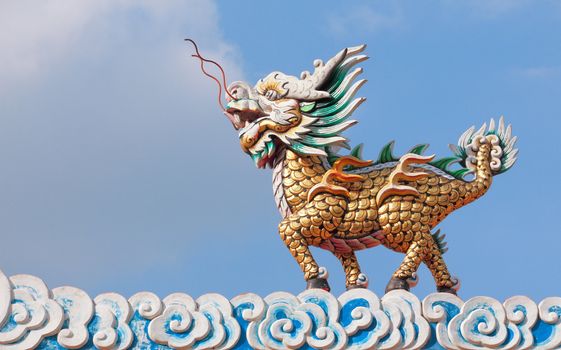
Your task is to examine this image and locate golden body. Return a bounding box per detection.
[277,144,492,291]
[218,45,516,293]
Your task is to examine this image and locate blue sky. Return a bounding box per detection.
[0,0,560,301]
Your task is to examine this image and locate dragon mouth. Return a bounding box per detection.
[225,99,266,130]
[225,109,264,130]
[251,138,281,169]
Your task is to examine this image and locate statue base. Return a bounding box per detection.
[0,269,559,349]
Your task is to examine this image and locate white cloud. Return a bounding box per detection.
[516,66,561,79]
[461,0,530,16]
[327,4,404,37]
[438,0,557,19]
[0,0,249,290]
[0,0,242,91]
[0,1,106,86]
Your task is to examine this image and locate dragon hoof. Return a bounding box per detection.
[385,277,410,293]
[346,285,363,290]
[437,276,460,294]
[307,277,331,292]
[437,286,457,295]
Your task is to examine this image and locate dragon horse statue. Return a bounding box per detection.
[194,43,518,294]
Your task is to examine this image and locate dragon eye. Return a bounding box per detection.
[264,89,279,101]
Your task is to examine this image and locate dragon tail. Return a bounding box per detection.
[449,116,519,203]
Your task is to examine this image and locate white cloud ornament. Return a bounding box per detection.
[0,269,559,349]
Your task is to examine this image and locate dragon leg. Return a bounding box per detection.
[424,239,459,294]
[334,252,368,289]
[385,230,459,294]
[278,193,348,292]
[385,235,425,293]
[277,221,327,290]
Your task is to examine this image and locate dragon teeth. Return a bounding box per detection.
[267,142,275,156]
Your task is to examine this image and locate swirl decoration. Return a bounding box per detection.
[0,274,64,349]
[92,293,134,350]
[381,290,431,349]
[0,269,559,349]
[537,297,561,349]
[52,286,94,349]
[448,296,517,349]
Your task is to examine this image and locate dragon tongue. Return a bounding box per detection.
[224,111,244,129]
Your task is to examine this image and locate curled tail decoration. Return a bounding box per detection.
[450,116,519,178]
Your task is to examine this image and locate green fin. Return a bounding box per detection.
[408,144,429,155]
[377,141,397,163]
[430,157,460,171]
[431,229,448,255]
[450,168,472,179]
[350,143,364,159]
[327,155,339,165]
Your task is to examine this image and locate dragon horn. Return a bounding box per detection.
[301,48,348,89]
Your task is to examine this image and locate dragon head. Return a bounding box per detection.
[224,45,368,168]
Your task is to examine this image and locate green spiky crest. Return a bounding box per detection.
[329,140,473,180]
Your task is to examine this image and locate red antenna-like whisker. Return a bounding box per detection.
[192,54,236,100]
[185,39,236,104]
[192,53,226,111]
